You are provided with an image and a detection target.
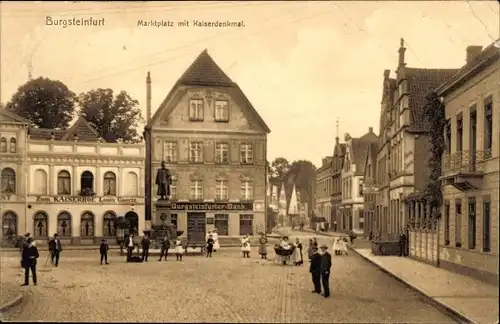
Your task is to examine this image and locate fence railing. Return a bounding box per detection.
[442,150,486,175]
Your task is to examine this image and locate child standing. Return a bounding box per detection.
[174,238,184,261]
[100,239,109,265]
[206,234,214,258]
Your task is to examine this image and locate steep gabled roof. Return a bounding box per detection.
[351,131,378,174]
[0,108,31,124]
[363,142,378,178]
[333,141,346,157]
[61,117,101,141]
[148,50,270,133]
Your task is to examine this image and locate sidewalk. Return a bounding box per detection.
[353,248,499,324]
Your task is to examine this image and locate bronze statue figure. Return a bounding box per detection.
[155,161,172,200]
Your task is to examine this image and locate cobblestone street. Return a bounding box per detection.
[1,244,456,323]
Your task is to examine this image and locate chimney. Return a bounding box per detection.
[369,127,373,133]
[146,71,152,123]
[466,46,483,64]
[398,38,406,67]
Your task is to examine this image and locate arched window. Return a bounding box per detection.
[9,138,16,153]
[57,212,72,237]
[0,137,6,153]
[1,168,16,194]
[2,212,17,236]
[57,170,71,195]
[103,172,116,196]
[34,212,48,237]
[103,212,117,237]
[80,171,94,193]
[125,172,138,196]
[33,169,48,195]
[80,212,94,237]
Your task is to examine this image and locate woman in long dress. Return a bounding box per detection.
[241,234,251,258]
[293,238,303,266]
[212,228,220,252]
[258,234,268,259]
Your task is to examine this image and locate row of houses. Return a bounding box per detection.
[315,39,499,285]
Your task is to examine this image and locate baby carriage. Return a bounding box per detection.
[274,244,296,265]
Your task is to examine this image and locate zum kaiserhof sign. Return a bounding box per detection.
[33,196,140,204]
[170,202,253,211]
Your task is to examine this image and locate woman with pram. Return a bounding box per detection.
[275,236,295,265]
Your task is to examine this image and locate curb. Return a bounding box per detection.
[347,246,476,324]
[0,293,24,313]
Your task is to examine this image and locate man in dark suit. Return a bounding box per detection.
[320,244,332,298]
[48,233,63,267]
[309,245,321,294]
[141,234,151,262]
[398,229,407,257]
[21,237,39,286]
[158,238,171,261]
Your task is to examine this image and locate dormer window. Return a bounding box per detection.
[215,100,229,122]
[189,99,204,121]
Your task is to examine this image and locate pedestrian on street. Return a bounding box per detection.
[258,233,268,259]
[48,233,62,267]
[309,245,321,294]
[312,237,318,248]
[158,238,171,261]
[319,244,332,298]
[100,239,109,265]
[348,231,356,245]
[398,230,407,257]
[241,234,251,258]
[21,237,39,286]
[307,239,314,260]
[174,238,184,261]
[212,228,220,252]
[293,237,303,266]
[206,234,214,257]
[126,234,134,262]
[141,234,151,262]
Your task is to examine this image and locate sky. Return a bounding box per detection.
[1,1,498,167]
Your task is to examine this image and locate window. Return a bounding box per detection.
[215,100,229,121]
[80,171,94,192]
[444,202,450,245]
[445,121,452,155]
[0,138,6,152]
[103,212,117,237]
[189,142,203,163]
[214,214,229,235]
[482,197,491,252]
[215,143,229,164]
[9,138,16,153]
[470,110,477,170]
[456,116,463,152]
[163,141,178,163]
[484,97,493,159]
[125,172,138,196]
[190,180,203,200]
[467,198,476,249]
[240,181,253,200]
[34,212,48,237]
[239,214,253,235]
[215,180,228,200]
[57,212,71,237]
[0,168,16,194]
[171,214,178,230]
[33,169,48,195]
[240,143,253,164]
[2,212,17,236]
[170,179,177,200]
[103,171,117,196]
[358,180,364,196]
[189,99,204,121]
[455,200,462,247]
[81,212,95,237]
[57,170,71,195]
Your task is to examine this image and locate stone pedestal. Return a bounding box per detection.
[155,200,172,225]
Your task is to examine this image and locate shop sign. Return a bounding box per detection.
[170,202,253,211]
[34,196,140,204]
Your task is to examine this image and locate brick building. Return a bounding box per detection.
[144,50,270,238]
[331,136,346,232]
[314,156,333,229]
[437,43,499,284]
[362,142,378,238]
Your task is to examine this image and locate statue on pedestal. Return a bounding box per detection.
[155,161,172,200]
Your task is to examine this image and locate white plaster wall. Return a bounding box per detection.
[29,164,49,195]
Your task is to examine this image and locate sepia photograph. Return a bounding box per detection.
[0,1,499,323]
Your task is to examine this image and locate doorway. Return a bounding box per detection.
[125,211,139,235]
[187,212,206,244]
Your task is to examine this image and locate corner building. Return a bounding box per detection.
[145,50,270,238]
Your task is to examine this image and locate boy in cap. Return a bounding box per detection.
[320,244,332,298]
[100,239,109,265]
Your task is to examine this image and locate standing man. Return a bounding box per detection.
[126,234,134,262]
[48,233,62,267]
[141,234,151,262]
[398,229,407,257]
[309,245,321,294]
[158,238,170,261]
[21,237,39,286]
[100,239,109,265]
[320,244,332,298]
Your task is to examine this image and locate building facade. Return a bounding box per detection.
[340,128,378,234]
[314,156,333,229]
[145,50,270,238]
[376,39,458,240]
[437,44,499,284]
[1,113,145,245]
[362,142,378,237]
[332,137,346,232]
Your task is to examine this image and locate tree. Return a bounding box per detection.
[6,77,76,129]
[284,160,316,215]
[270,157,290,184]
[77,88,143,143]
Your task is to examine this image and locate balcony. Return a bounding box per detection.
[441,150,485,191]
